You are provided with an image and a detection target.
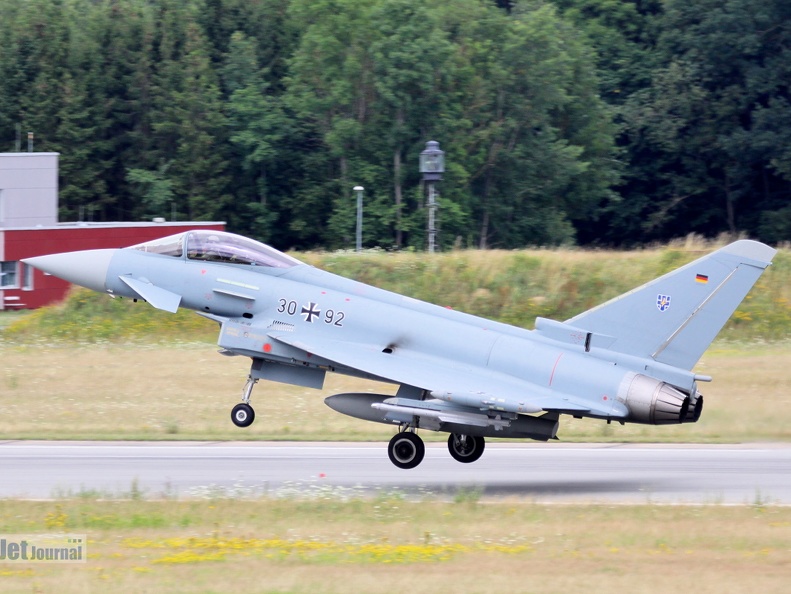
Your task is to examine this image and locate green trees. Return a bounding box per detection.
[282,0,616,248]
[1,0,789,247]
[452,2,617,248]
[599,0,791,243]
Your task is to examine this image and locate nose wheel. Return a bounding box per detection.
[231,375,257,428]
[231,402,255,427]
[387,431,425,469]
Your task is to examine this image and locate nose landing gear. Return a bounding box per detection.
[231,375,257,428]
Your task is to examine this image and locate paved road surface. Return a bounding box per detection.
[2,441,790,504]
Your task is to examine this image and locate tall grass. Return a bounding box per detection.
[3,242,789,342]
[1,288,217,343]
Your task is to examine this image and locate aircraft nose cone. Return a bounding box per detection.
[22,249,117,293]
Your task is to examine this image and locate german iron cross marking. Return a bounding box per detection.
[301,302,321,323]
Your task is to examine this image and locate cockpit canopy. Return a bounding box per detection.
[129,230,302,269]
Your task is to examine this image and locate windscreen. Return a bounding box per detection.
[129,233,185,257]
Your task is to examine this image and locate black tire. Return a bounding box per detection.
[231,403,255,428]
[387,432,425,469]
[447,433,485,463]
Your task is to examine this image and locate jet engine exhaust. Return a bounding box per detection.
[618,373,693,424]
[686,393,704,423]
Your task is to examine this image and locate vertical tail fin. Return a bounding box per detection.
[566,241,776,369]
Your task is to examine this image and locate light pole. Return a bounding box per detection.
[419,141,444,253]
[353,185,364,252]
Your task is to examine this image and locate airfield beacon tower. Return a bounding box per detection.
[419,141,444,253]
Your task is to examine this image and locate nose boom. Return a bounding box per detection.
[23,249,117,293]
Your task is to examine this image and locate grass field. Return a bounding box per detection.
[0,498,789,594]
[0,340,790,442]
[5,240,791,343]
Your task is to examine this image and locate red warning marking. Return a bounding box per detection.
[549,353,564,386]
[263,343,272,353]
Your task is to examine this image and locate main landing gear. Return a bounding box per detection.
[386,429,487,469]
[231,375,257,428]
[388,430,425,469]
[447,433,485,463]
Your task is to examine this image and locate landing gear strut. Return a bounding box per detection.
[447,433,485,463]
[231,375,257,428]
[387,430,425,469]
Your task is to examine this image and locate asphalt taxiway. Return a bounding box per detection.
[1,441,790,504]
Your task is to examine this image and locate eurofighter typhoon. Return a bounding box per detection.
[24,231,775,468]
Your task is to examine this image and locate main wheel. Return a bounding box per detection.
[231,403,255,428]
[447,433,485,463]
[387,432,425,469]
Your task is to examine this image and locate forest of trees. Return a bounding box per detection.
[1,0,790,250]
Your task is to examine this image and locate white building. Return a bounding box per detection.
[0,152,59,228]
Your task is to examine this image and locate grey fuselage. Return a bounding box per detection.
[104,248,698,421]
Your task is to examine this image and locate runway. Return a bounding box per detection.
[2,441,790,504]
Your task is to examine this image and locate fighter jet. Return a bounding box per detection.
[23,231,775,469]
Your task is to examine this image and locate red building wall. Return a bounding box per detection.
[2,222,224,309]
